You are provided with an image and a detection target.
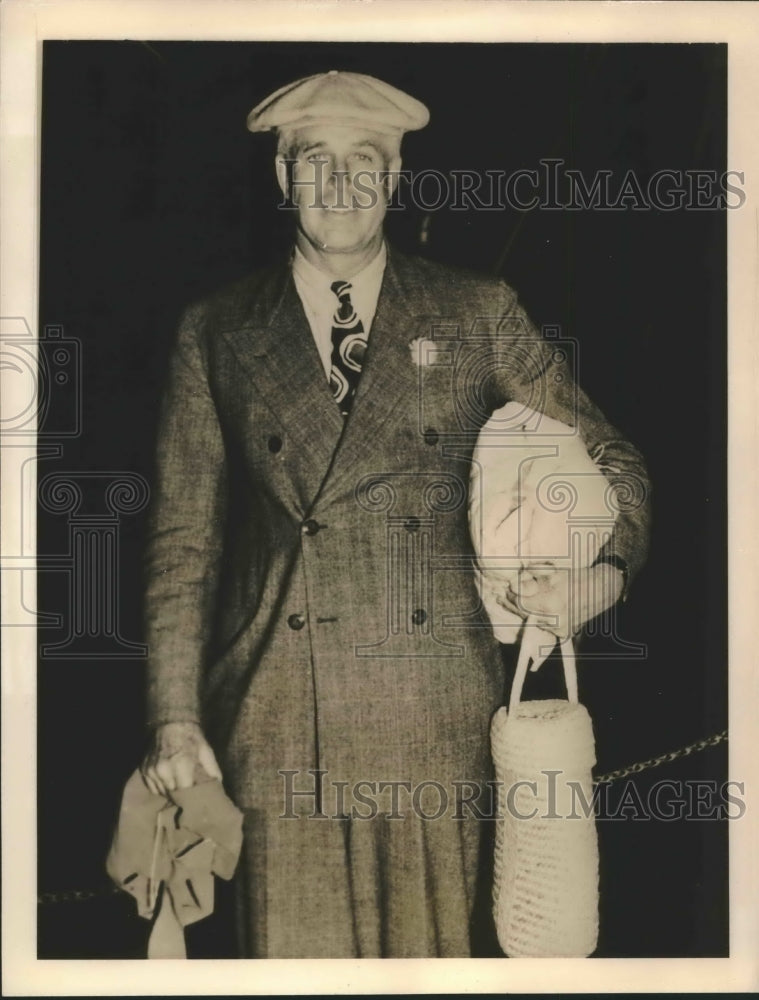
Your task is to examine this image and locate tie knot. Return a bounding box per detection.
[330,281,355,324]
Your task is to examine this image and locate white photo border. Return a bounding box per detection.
[2,0,757,994]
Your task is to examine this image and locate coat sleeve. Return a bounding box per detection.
[144,303,227,727]
[490,281,651,587]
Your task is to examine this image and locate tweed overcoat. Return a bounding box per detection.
[144,245,650,957]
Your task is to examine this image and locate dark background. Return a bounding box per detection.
[38,41,728,958]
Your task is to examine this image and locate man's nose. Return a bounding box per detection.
[332,150,348,170]
[323,160,354,206]
[326,158,351,186]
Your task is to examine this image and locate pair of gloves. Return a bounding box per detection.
[106,767,243,958]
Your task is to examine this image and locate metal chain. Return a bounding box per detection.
[38,885,122,906]
[36,730,729,905]
[594,729,728,784]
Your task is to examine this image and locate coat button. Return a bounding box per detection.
[423,427,439,446]
[411,608,427,626]
[404,517,421,533]
[287,613,306,630]
[301,519,320,536]
[268,435,282,453]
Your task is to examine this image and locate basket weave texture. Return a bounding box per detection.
[490,700,599,957]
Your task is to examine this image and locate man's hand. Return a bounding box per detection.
[140,720,223,797]
[494,562,624,640]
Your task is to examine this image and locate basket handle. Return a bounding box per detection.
[508,616,577,714]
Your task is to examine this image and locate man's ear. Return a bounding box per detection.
[385,155,403,198]
[275,157,290,200]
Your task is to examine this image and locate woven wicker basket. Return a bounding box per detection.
[491,630,599,957]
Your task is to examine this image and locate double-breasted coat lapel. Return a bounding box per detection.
[318,249,428,502]
[217,266,345,516]
[217,248,429,513]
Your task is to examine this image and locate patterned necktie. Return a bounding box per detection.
[329,280,367,417]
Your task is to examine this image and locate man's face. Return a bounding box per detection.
[277,124,401,257]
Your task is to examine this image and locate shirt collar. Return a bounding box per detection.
[291,241,387,296]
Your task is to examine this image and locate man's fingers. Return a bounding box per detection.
[532,618,564,638]
[140,725,220,796]
[173,754,196,790]
[493,578,525,614]
[520,593,567,636]
[503,565,621,639]
[198,742,223,782]
[529,565,558,581]
[140,766,165,798]
[494,589,521,614]
[515,571,539,597]
[520,593,557,619]
[155,758,178,792]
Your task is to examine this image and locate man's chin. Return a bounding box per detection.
[318,210,365,236]
[307,233,372,254]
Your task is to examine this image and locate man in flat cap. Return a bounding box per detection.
[141,71,650,958]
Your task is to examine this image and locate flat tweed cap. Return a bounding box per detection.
[246,70,429,135]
